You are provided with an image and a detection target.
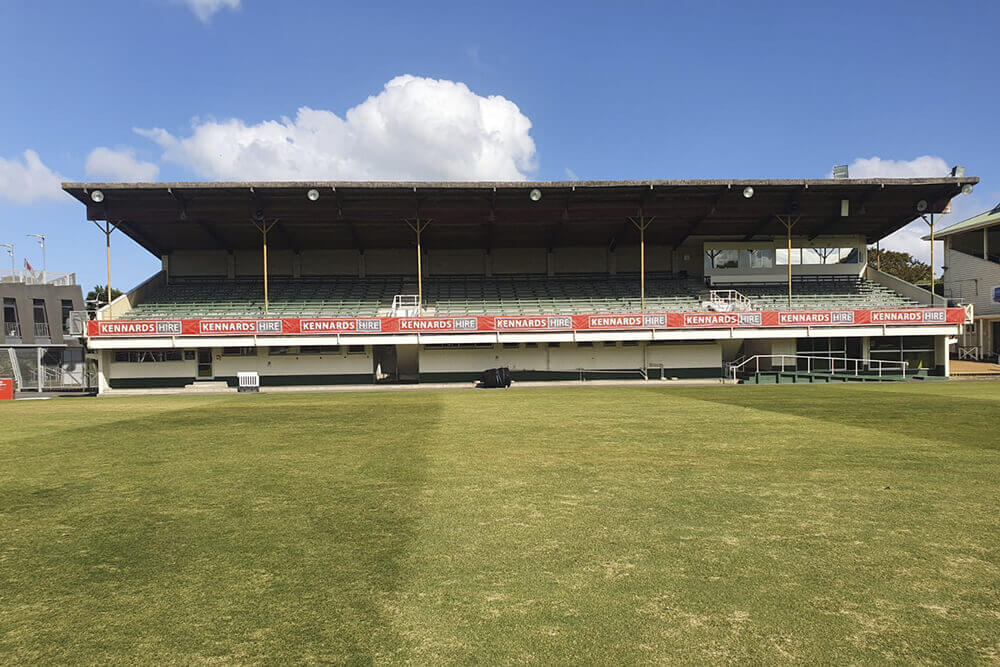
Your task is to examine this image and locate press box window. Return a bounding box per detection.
[707,249,739,269]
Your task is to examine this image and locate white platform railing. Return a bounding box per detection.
[727,354,909,381]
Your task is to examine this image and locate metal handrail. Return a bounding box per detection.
[33,323,50,338]
[728,354,909,381]
[3,321,20,338]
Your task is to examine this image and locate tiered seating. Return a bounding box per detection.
[119,274,918,320]
[426,274,704,315]
[122,277,400,319]
[717,277,919,310]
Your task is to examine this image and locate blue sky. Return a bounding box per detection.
[1,0,998,291]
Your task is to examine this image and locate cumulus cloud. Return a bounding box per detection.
[176,0,240,22]
[841,154,981,271]
[834,155,950,179]
[136,75,537,181]
[85,147,159,182]
[0,150,65,204]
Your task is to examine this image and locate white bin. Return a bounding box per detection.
[237,371,260,393]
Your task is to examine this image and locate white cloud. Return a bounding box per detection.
[136,75,537,181]
[835,155,950,179]
[0,150,65,204]
[176,0,240,22]
[85,147,159,182]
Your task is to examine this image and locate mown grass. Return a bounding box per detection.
[1,382,999,663]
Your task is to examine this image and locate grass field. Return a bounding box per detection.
[1,382,999,663]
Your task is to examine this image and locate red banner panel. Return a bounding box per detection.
[86,307,969,338]
[0,378,13,400]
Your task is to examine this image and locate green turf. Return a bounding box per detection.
[1,382,999,663]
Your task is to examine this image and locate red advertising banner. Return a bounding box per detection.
[86,307,968,338]
[0,378,13,400]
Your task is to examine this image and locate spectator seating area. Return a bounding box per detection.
[118,273,918,320]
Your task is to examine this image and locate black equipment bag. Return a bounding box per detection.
[481,367,512,388]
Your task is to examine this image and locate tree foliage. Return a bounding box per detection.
[85,284,124,309]
[868,249,932,284]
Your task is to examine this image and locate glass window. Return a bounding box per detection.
[801,248,823,265]
[113,350,183,363]
[268,346,294,356]
[222,347,255,356]
[776,248,802,265]
[749,249,774,269]
[708,249,739,269]
[347,345,366,354]
[61,300,74,333]
[2,298,18,337]
[838,248,859,264]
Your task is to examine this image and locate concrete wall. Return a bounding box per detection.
[418,341,721,380]
[300,249,361,276]
[1,282,87,344]
[491,248,548,274]
[427,249,486,275]
[104,345,375,388]
[865,265,942,306]
[366,249,418,276]
[170,250,228,277]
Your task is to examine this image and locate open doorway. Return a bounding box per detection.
[372,345,419,383]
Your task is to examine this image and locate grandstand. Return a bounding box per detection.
[62,178,975,391]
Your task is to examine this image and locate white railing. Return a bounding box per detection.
[391,294,421,317]
[3,322,20,339]
[0,270,76,286]
[33,323,50,338]
[705,289,753,312]
[727,354,909,382]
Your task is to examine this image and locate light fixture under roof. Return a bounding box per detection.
[307,188,320,201]
[961,183,974,195]
[742,186,754,199]
[90,190,104,203]
[529,188,542,202]
[916,199,928,212]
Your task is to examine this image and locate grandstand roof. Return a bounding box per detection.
[63,178,978,256]
[923,202,1000,239]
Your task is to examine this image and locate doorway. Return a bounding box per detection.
[197,348,213,379]
[372,345,419,383]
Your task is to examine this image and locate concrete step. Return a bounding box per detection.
[183,381,233,393]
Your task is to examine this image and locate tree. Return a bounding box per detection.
[867,249,933,284]
[85,284,124,310]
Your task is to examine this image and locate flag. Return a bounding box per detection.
[24,259,33,271]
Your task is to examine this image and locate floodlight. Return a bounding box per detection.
[961,183,974,195]
[916,199,928,212]
[90,190,104,203]
[307,188,320,201]
[529,188,542,202]
[742,186,754,199]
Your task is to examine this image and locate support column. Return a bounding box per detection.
[250,218,277,315]
[775,215,800,308]
[93,221,118,318]
[920,213,937,305]
[628,210,654,310]
[404,218,431,315]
